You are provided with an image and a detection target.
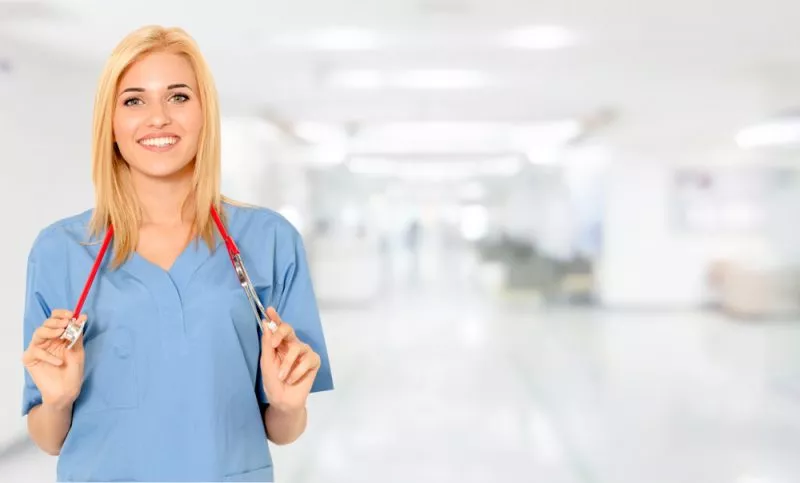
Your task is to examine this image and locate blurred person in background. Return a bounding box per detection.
[19,25,333,482]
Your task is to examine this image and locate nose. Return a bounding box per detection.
[147,100,171,128]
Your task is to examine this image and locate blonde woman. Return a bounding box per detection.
[20,25,333,482]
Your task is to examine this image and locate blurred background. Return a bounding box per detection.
[3,0,800,481]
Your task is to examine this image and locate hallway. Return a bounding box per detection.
[5,257,800,483]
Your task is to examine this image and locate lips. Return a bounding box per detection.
[137,135,180,148]
[136,133,182,152]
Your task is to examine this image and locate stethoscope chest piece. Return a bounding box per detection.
[60,318,86,350]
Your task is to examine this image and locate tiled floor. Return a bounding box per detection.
[4,249,800,482]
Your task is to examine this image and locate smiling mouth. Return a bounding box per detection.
[138,136,180,148]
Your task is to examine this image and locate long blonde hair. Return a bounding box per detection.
[88,25,226,269]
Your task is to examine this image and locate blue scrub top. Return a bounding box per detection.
[21,202,334,482]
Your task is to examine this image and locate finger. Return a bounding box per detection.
[261,318,278,334]
[32,326,68,345]
[24,347,64,367]
[50,309,74,320]
[261,307,282,334]
[279,343,308,381]
[266,307,283,325]
[270,321,296,348]
[286,352,320,385]
[43,317,70,330]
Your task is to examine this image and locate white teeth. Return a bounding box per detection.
[139,136,178,147]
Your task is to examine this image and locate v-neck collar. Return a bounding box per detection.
[118,206,228,293]
[125,232,223,290]
[86,203,231,290]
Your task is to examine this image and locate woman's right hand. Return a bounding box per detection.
[22,309,86,411]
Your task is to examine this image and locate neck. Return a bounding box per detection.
[130,165,195,227]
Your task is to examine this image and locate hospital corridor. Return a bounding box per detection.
[3,1,800,482]
[4,237,800,483]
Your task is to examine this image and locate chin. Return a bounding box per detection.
[132,160,194,180]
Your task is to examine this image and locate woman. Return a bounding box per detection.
[20,25,333,482]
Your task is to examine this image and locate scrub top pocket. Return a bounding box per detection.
[76,325,139,414]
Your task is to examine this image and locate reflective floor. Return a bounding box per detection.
[4,248,800,483]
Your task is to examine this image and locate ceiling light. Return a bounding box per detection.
[327,69,384,89]
[510,120,582,148]
[736,117,800,148]
[736,475,777,483]
[526,147,562,165]
[293,122,347,144]
[270,27,381,50]
[392,69,488,89]
[502,25,579,50]
[347,121,580,154]
[327,69,488,90]
[311,144,348,165]
[313,28,381,50]
[478,156,523,175]
[346,155,522,180]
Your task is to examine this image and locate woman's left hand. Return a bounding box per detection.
[260,307,321,412]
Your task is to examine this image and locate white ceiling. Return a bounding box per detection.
[3,0,800,162]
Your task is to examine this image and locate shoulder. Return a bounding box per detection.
[28,209,94,261]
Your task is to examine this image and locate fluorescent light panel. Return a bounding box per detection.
[736,118,800,148]
[268,25,579,51]
[501,25,580,50]
[327,69,489,89]
[270,27,381,50]
[349,121,581,154]
[346,155,523,179]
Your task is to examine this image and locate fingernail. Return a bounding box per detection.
[279,369,286,380]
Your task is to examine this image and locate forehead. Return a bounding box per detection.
[118,52,197,90]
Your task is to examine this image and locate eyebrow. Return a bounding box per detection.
[118,83,193,96]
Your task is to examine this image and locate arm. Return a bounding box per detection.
[27,403,73,455]
[21,231,76,456]
[256,219,334,444]
[263,405,307,445]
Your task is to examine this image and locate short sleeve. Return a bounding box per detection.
[21,234,57,416]
[256,221,334,406]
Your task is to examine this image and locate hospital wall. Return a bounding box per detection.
[0,37,95,449]
[597,155,778,310]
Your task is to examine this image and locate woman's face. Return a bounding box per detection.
[113,52,203,180]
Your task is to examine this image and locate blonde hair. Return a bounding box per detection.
[88,25,227,269]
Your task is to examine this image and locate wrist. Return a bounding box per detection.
[264,403,308,445]
[268,403,306,417]
[41,392,78,413]
[41,400,74,415]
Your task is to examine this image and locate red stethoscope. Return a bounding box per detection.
[59,206,277,349]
